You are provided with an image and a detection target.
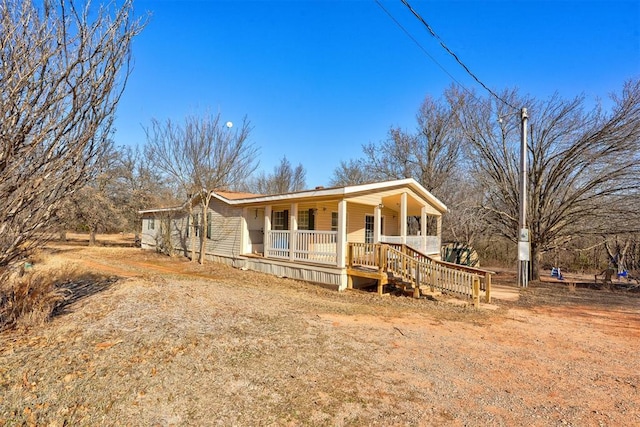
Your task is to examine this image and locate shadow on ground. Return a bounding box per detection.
[53,275,120,317]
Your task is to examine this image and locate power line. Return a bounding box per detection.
[398,0,518,111]
[373,0,476,100]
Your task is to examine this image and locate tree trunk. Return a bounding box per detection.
[89,229,97,246]
[198,198,207,265]
[530,242,541,281]
[59,230,67,242]
[189,206,196,262]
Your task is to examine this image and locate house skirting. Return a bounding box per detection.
[202,252,349,291]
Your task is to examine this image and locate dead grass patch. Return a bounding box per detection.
[1,259,116,332]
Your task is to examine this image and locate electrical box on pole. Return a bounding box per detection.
[518,108,529,287]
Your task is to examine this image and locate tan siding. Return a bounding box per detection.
[346,203,373,243]
[314,202,339,231]
[170,214,190,253]
[140,216,158,248]
[246,208,264,231]
[204,199,243,257]
[382,207,399,235]
[296,203,316,211]
[346,193,382,206]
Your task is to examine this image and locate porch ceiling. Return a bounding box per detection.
[381,194,417,216]
[343,190,441,216]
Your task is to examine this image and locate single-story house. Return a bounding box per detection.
[139,178,491,302]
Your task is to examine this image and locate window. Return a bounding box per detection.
[273,210,288,230]
[206,213,212,239]
[189,213,201,237]
[331,212,338,232]
[364,215,384,243]
[365,215,374,243]
[298,210,309,230]
[148,218,155,230]
[196,213,202,237]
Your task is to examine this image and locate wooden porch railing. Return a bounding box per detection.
[348,242,492,305]
[265,230,337,265]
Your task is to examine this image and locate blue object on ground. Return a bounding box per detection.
[551,267,563,280]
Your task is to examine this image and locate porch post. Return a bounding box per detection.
[436,215,442,258]
[336,200,347,268]
[374,203,382,243]
[421,206,428,254]
[264,205,272,258]
[241,207,249,255]
[400,192,407,245]
[290,203,298,262]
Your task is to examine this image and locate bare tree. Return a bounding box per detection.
[110,146,177,235]
[144,114,258,264]
[246,156,306,194]
[360,92,464,195]
[57,141,124,245]
[331,91,474,244]
[438,175,487,245]
[0,0,144,277]
[458,79,640,279]
[56,144,171,244]
[329,159,373,187]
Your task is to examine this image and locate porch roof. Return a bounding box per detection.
[139,178,447,215]
[214,178,447,214]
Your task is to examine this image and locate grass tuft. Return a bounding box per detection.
[0,265,87,331]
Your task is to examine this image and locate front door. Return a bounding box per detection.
[247,208,264,254]
[365,215,384,243]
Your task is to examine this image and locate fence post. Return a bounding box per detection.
[401,249,407,278]
[430,264,436,292]
[485,273,492,303]
[473,276,480,309]
[413,261,421,298]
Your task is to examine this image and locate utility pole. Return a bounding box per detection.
[518,107,530,287]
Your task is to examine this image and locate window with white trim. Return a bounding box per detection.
[298,210,309,230]
[331,212,338,232]
[194,213,201,237]
[273,210,287,230]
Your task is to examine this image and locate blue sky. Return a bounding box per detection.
[114,0,640,187]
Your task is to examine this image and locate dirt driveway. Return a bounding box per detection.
[1,236,639,426]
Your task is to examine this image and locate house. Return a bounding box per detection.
[139,178,491,303]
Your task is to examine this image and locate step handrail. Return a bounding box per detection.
[386,243,492,302]
[384,245,480,300]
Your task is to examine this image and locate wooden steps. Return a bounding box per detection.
[347,243,492,306]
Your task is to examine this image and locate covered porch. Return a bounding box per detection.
[241,188,444,268]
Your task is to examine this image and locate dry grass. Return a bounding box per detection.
[0,258,110,332]
[1,235,639,426]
